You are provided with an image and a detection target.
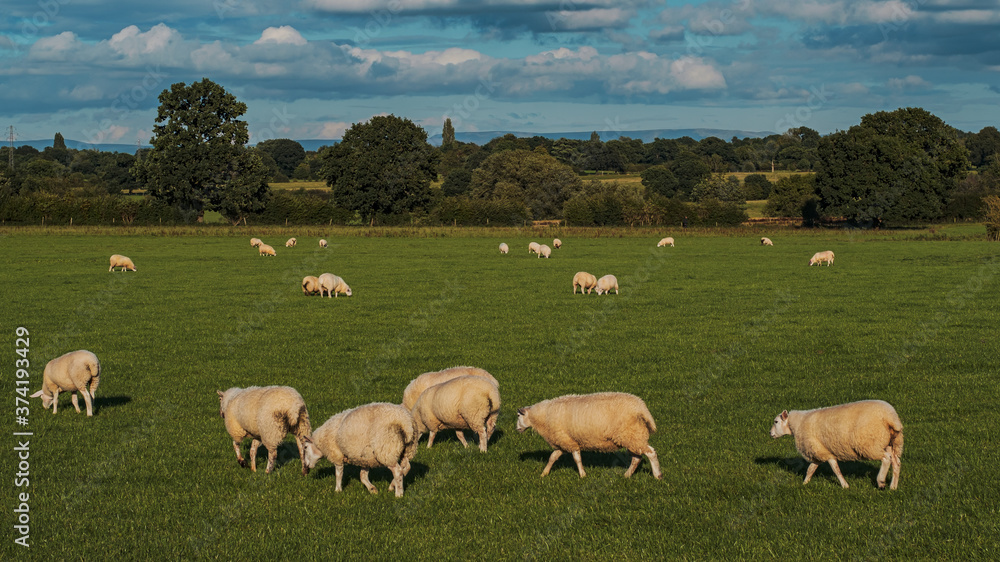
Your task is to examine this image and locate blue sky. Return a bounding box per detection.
[2,0,999,145]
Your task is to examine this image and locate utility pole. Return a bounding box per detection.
[7,126,14,170]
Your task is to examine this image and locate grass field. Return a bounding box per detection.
[2,225,998,559]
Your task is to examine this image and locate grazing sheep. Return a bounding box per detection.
[319,239,328,248]
[258,244,276,257]
[303,402,418,497]
[411,375,501,452]
[657,237,675,247]
[217,386,313,475]
[572,271,598,295]
[595,274,619,295]
[770,400,903,490]
[553,238,562,249]
[809,250,835,266]
[250,238,263,248]
[538,244,551,258]
[402,366,499,411]
[761,237,774,246]
[318,272,352,297]
[528,242,541,255]
[302,275,321,296]
[285,238,297,248]
[109,254,136,272]
[30,350,101,416]
[499,243,509,254]
[516,392,662,479]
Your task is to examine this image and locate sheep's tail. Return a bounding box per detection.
[888,418,904,459]
[291,404,312,438]
[394,417,418,462]
[87,356,101,397]
[639,406,657,434]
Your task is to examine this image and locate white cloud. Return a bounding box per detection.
[109,24,180,58]
[548,8,633,30]
[65,84,103,101]
[29,31,82,60]
[887,75,931,90]
[255,26,308,46]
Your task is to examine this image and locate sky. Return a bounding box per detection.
[2,0,999,146]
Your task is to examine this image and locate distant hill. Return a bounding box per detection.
[14,139,149,153]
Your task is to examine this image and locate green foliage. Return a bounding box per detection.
[441,167,472,196]
[965,126,1000,168]
[321,114,438,222]
[764,175,818,220]
[0,193,182,224]
[469,149,581,219]
[693,197,748,226]
[691,174,744,203]
[442,118,456,148]
[984,195,1000,240]
[246,190,354,225]
[670,151,712,196]
[641,165,680,198]
[256,139,306,178]
[742,174,772,200]
[431,195,531,226]
[53,132,66,150]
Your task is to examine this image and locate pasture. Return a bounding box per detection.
[2,226,998,559]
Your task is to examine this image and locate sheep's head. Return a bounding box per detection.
[217,389,235,419]
[344,286,352,297]
[301,436,323,470]
[30,389,52,409]
[770,410,791,439]
[516,407,532,433]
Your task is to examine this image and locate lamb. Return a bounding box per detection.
[761,237,774,246]
[109,254,136,272]
[809,250,835,266]
[516,392,662,479]
[528,242,541,255]
[411,375,500,452]
[285,238,297,248]
[553,238,562,249]
[595,274,619,295]
[770,399,903,490]
[258,244,276,257]
[250,238,263,248]
[572,271,598,295]
[538,244,551,258]
[402,366,499,411]
[318,272,352,297]
[217,386,313,475]
[302,402,418,497]
[302,275,321,296]
[30,350,101,416]
[319,239,328,248]
[499,243,509,254]
[657,237,675,247]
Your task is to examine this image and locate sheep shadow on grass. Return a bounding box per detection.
[94,395,131,411]
[519,449,634,475]
[310,462,430,492]
[755,456,885,488]
[246,441,308,473]
[418,428,505,450]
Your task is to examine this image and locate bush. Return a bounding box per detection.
[0,193,183,225]
[693,198,748,226]
[742,174,772,200]
[984,195,1000,241]
[430,196,531,226]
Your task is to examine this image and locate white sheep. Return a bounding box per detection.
[499,243,509,254]
[553,238,562,249]
[302,275,321,296]
[595,274,619,295]
[809,250,835,266]
[572,271,598,295]
[761,237,774,246]
[285,237,297,248]
[318,272,352,297]
[657,237,675,247]
[538,244,551,258]
[402,366,499,411]
[302,402,418,497]
[516,392,662,479]
[319,239,328,248]
[250,238,263,248]
[217,386,313,475]
[30,350,101,416]
[258,244,276,257]
[528,242,541,255]
[770,399,903,490]
[411,375,500,452]
[109,254,136,272]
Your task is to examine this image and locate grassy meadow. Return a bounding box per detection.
[2,225,998,560]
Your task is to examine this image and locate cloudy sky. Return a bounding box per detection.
[2,0,999,145]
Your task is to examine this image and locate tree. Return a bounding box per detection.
[966,126,1000,168]
[469,149,581,219]
[132,78,271,221]
[742,174,772,200]
[984,195,1000,241]
[691,174,744,203]
[641,165,680,198]
[53,132,66,150]
[442,118,456,149]
[670,151,712,197]
[764,175,818,219]
[255,139,305,179]
[321,114,438,222]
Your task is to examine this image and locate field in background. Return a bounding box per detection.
[2,227,998,558]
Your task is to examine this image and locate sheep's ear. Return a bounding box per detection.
[302,435,313,444]
[30,390,44,398]
[780,410,788,420]
[217,390,224,398]
[517,407,527,416]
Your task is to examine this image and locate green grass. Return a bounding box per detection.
[2,228,999,559]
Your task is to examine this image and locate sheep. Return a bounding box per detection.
[516,392,662,479]
[499,243,509,254]
[302,402,418,497]
[572,271,598,295]
[761,237,774,246]
[595,274,619,295]
[217,386,313,475]
[302,275,321,296]
[30,350,101,416]
[528,242,541,255]
[109,254,136,272]
[411,375,500,452]
[809,250,835,266]
[770,399,903,490]
[318,272,352,297]
[250,238,263,248]
[258,244,276,257]
[553,238,562,249]
[538,244,551,258]
[319,239,328,248]
[402,366,499,411]
[657,237,675,247]
[285,238,297,248]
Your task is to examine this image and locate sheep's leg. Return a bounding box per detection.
[265,446,278,474]
[890,453,901,491]
[571,451,587,478]
[51,389,59,414]
[803,462,819,485]
[624,455,642,478]
[485,413,498,441]
[541,450,563,477]
[389,465,404,498]
[455,430,469,448]
[232,441,247,468]
[877,447,892,489]
[400,457,412,476]
[646,446,662,479]
[335,464,344,492]
[81,389,94,417]
[297,437,309,476]
[827,459,849,488]
[249,439,261,472]
[427,431,437,448]
[477,428,489,453]
[71,392,81,413]
[360,469,377,494]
